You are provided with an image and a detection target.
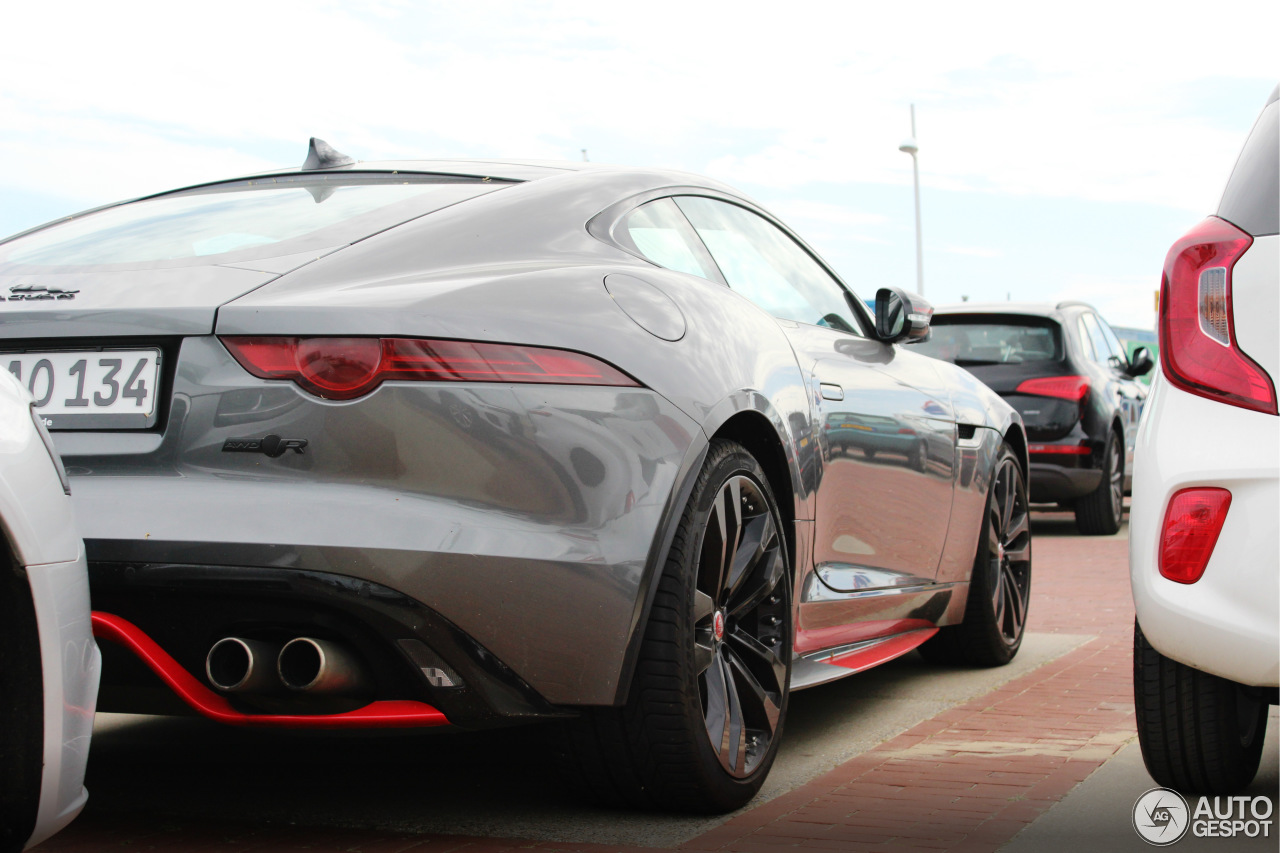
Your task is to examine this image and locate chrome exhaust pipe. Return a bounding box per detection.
[277,637,370,694]
[206,637,282,693]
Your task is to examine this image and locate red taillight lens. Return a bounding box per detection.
[1160,217,1276,415]
[1158,487,1232,584]
[221,337,640,400]
[1015,375,1090,401]
[1027,444,1091,455]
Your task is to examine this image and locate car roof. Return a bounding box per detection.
[165,157,739,197]
[1,156,750,248]
[931,301,1097,319]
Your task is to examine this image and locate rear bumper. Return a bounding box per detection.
[1028,462,1101,502]
[62,337,704,708]
[1130,376,1279,688]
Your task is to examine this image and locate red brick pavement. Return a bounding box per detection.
[41,518,1137,853]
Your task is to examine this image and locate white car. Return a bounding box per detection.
[0,370,99,851]
[1131,83,1279,793]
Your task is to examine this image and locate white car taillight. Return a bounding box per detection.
[1160,216,1277,415]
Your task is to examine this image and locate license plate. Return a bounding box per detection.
[5,349,161,429]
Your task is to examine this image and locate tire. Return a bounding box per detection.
[1134,621,1267,793]
[909,439,927,473]
[562,439,792,812]
[919,442,1031,667]
[1075,431,1123,535]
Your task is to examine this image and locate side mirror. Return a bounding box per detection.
[1127,346,1155,377]
[875,287,933,344]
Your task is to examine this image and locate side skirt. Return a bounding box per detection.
[790,628,938,691]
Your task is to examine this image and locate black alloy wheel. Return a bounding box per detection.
[919,442,1031,667]
[561,439,791,812]
[1076,432,1123,535]
[986,454,1032,649]
[692,471,790,778]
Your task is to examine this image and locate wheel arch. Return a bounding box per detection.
[612,397,804,706]
[1003,420,1029,480]
[710,411,798,574]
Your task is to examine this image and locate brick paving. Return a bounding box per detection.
[41,516,1138,853]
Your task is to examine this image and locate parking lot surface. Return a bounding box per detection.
[38,512,1279,852]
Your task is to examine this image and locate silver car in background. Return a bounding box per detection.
[0,142,1027,811]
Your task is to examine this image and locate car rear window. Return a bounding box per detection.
[1218,94,1279,237]
[914,316,1064,365]
[0,173,511,270]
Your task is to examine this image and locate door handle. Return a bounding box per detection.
[819,383,844,401]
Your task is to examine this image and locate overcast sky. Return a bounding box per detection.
[2,0,1275,328]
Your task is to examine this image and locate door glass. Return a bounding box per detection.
[617,198,719,280]
[675,197,863,335]
[1080,315,1100,361]
[1097,317,1130,367]
[1081,313,1118,365]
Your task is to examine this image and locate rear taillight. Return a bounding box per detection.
[1015,375,1090,402]
[1160,217,1276,415]
[1027,444,1090,455]
[1158,487,1232,584]
[220,337,639,401]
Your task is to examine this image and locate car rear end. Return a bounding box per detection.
[1129,84,1278,793]
[915,312,1101,502]
[1130,88,1280,690]
[0,170,702,731]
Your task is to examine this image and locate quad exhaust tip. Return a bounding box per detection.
[206,637,282,693]
[207,635,371,696]
[277,637,371,694]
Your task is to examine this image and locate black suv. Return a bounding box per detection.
[915,302,1154,534]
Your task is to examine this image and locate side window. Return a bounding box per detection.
[1097,317,1130,367]
[673,196,863,335]
[617,198,718,281]
[1080,313,1113,363]
[1076,318,1097,360]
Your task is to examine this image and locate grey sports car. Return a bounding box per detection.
[0,140,1030,812]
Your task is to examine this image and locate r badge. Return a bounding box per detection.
[222,434,308,458]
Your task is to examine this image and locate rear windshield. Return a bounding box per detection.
[0,173,510,271]
[1218,97,1279,237]
[914,316,1064,365]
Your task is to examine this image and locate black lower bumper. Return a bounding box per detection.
[1028,462,1103,503]
[89,562,565,729]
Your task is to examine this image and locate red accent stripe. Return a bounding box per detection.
[816,628,939,673]
[794,617,935,655]
[91,612,450,729]
[1028,444,1091,455]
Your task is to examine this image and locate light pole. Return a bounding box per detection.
[898,105,923,296]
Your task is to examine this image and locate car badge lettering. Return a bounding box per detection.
[222,434,308,458]
[3,284,80,302]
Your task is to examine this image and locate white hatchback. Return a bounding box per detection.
[0,369,100,851]
[1130,83,1279,793]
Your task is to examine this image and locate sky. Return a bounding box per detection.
[1,0,1275,330]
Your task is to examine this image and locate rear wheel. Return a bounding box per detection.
[1134,621,1268,793]
[919,443,1031,667]
[1075,431,1123,535]
[563,439,791,812]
